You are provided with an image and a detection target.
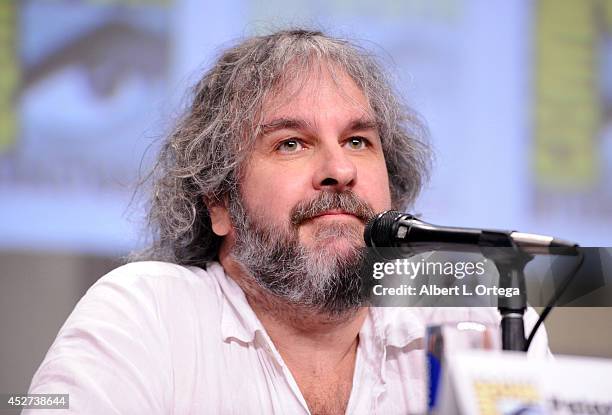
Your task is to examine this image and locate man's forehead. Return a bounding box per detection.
[259,68,375,128]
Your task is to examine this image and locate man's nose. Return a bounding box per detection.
[312,143,357,192]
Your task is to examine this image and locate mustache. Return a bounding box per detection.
[290,191,376,226]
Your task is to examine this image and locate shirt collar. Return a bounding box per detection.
[207,262,267,344]
[209,261,426,348]
[366,307,425,349]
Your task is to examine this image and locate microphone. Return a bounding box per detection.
[364,210,579,259]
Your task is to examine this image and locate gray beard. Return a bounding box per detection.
[228,191,374,316]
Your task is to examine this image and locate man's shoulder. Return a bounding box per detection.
[104,259,209,278]
[27,261,233,409]
[79,260,228,319]
[97,260,223,292]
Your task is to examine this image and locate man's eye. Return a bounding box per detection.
[345,137,368,150]
[276,139,304,153]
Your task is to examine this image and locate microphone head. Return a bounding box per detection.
[364,210,403,247]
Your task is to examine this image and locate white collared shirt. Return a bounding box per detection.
[27,261,550,414]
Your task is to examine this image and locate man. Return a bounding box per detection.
[27,29,549,414]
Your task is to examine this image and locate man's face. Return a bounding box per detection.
[217,66,392,313]
[242,68,391,246]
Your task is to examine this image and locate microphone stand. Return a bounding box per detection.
[480,232,533,352]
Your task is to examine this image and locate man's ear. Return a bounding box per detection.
[206,197,232,236]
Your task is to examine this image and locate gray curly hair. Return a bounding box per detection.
[141,29,431,266]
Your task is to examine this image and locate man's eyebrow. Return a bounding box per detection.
[346,117,378,132]
[258,116,378,136]
[259,118,312,135]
